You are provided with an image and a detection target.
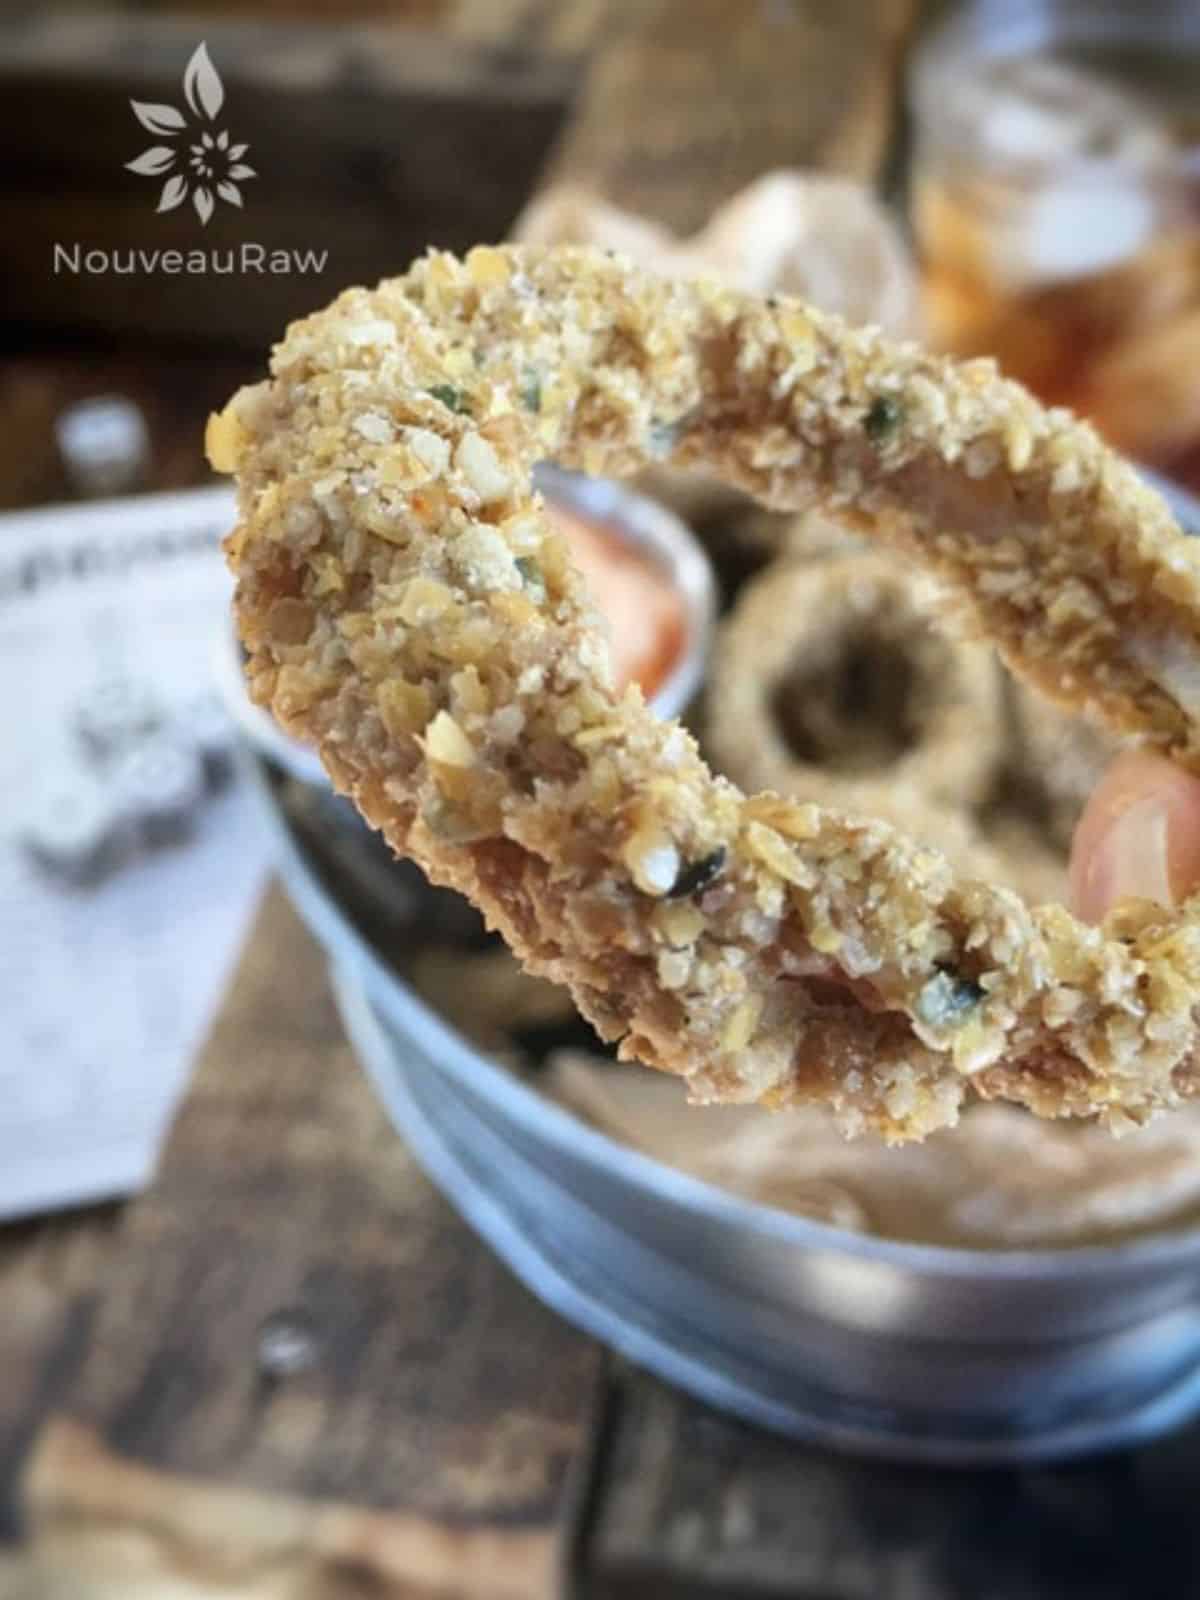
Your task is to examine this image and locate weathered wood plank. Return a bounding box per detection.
[572,1366,1200,1599]
[22,1417,560,1600]
[16,888,602,1594]
[0,1224,113,1543]
[542,0,917,233]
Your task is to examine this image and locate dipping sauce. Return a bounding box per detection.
[546,1053,1200,1251]
[550,504,687,702]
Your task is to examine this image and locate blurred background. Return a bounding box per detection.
[5,2,1200,1597]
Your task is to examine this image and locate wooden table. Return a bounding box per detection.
[0,5,945,1594]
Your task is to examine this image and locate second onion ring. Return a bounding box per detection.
[707,551,1004,813]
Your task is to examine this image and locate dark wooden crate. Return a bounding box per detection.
[0,14,578,348]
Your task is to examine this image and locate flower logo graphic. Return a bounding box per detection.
[126,43,256,225]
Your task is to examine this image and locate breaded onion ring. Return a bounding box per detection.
[705,549,1063,905]
[707,552,1003,811]
[215,245,1200,1141]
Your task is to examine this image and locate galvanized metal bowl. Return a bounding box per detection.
[231,470,1200,1466]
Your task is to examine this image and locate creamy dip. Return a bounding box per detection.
[546,1053,1200,1250]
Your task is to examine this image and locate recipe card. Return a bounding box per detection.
[0,485,269,1219]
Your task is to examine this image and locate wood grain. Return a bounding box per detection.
[18,888,601,1595]
[572,1367,1200,1599]
[0,1216,116,1543]
[543,0,917,233]
[23,1418,558,1600]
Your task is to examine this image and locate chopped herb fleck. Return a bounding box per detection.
[515,556,546,602]
[429,384,471,415]
[665,846,727,900]
[915,968,985,1029]
[647,417,682,460]
[865,395,903,442]
[521,370,542,413]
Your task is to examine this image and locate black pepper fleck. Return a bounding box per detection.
[666,846,727,900]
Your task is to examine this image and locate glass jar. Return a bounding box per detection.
[909,0,1200,489]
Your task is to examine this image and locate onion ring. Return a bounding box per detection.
[707,551,1003,811]
[214,244,1200,1140]
[707,549,1062,904]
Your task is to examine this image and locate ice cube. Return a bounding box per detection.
[1013,179,1162,285]
[938,56,1184,290]
[972,58,1171,167]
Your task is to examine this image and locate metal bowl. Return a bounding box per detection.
[216,465,717,784]
[242,745,1200,1467]
[237,470,1200,1465]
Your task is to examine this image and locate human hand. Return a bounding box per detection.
[1069,749,1200,922]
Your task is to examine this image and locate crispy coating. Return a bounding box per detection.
[216,244,1200,1141]
[707,552,1004,810]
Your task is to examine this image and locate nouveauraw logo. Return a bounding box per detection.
[51,41,327,278]
[126,42,256,225]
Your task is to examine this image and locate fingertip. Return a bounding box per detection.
[1069,748,1200,923]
